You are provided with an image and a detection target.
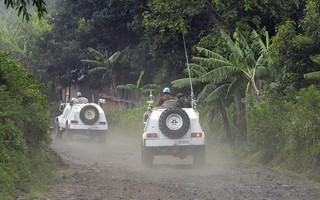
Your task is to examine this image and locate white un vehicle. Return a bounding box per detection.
[55,95,108,142]
[141,92,206,168]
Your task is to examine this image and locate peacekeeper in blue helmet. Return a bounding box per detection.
[157,87,173,106]
[76,91,88,104]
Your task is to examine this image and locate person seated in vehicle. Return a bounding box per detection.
[176,93,192,108]
[176,93,187,108]
[76,91,88,104]
[157,87,173,106]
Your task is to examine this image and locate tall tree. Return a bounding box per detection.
[272,0,320,90]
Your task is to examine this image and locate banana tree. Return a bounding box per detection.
[172,63,235,144]
[81,48,121,91]
[191,29,273,142]
[194,29,273,102]
[116,70,145,102]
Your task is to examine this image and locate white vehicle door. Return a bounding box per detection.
[59,104,71,128]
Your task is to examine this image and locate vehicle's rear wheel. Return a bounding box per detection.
[66,131,73,141]
[158,108,190,139]
[65,125,73,141]
[193,146,206,168]
[80,105,99,125]
[141,144,153,168]
[55,122,63,139]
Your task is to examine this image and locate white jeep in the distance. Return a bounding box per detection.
[55,98,108,142]
[141,94,206,168]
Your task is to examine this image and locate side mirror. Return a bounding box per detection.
[143,112,150,124]
[59,104,65,112]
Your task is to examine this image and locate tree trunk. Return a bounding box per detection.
[205,0,222,26]
[234,89,247,142]
[251,80,261,102]
[218,99,233,145]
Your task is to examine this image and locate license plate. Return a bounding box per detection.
[177,139,190,145]
[88,127,98,129]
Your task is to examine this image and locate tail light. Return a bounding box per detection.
[146,133,158,138]
[191,132,202,138]
[70,120,78,124]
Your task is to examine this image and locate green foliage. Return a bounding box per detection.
[176,29,274,144]
[0,8,52,88]
[3,0,47,22]
[272,0,320,90]
[194,29,273,101]
[304,54,320,80]
[0,52,53,198]
[246,86,320,181]
[107,102,146,137]
[143,0,204,34]
[247,94,288,162]
[212,0,304,31]
[81,48,121,89]
[136,70,144,89]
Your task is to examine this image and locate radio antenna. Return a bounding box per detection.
[182,34,195,108]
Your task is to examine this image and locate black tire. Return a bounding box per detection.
[141,144,153,168]
[159,108,190,139]
[193,146,206,168]
[80,105,99,125]
[55,122,63,139]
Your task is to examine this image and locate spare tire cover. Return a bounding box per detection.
[159,108,190,139]
[80,105,99,125]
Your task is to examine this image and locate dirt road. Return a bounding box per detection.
[44,133,320,200]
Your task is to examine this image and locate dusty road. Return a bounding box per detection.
[44,132,320,200]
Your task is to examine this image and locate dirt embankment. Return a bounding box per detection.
[41,133,320,200]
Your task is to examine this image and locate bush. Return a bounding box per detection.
[0,52,53,199]
[247,94,288,162]
[246,86,320,180]
[106,102,146,137]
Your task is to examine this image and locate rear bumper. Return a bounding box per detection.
[68,124,108,131]
[142,144,205,157]
[144,138,205,147]
[67,129,107,135]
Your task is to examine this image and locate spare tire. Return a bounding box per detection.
[159,107,190,139]
[80,105,99,125]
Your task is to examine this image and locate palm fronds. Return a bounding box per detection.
[171,77,200,89]
[304,71,320,80]
[80,59,104,68]
[197,83,229,103]
[310,54,320,64]
[201,66,240,83]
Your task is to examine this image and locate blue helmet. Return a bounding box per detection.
[76,92,82,97]
[163,87,170,93]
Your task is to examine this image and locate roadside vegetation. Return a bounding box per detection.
[1,0,320,198]
[0,52,54,199]
[245,86,320,180]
